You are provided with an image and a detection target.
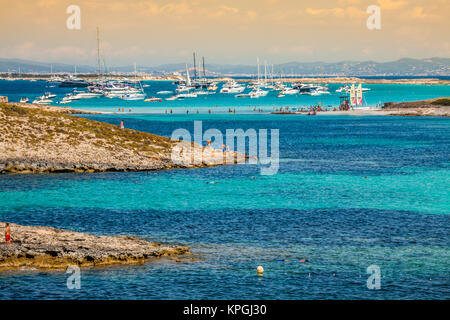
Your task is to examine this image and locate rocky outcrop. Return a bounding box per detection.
[0,103,247,174]
[0,222,191,270]
[382,97,450,117]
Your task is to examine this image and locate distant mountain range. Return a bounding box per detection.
[0,57,449,76]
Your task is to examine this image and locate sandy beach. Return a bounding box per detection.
[272,97,450,117]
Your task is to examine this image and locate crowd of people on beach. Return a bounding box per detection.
[114,104,360,115]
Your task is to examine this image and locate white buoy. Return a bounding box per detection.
[257,266,264,275]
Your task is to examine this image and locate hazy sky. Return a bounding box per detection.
[0,0,449,66]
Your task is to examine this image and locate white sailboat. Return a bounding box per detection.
[249,57,268,98]
[121,63,146,100]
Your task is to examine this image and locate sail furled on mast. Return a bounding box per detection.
[356,84,363,106]
[350,84,357,106]
[185,64,191,86]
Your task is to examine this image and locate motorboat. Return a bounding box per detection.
[121,92,147,100]
[43,92,56,99]
[32,98,53,104]
[220,81,246,93]
[73,91,102,99]
[249,88,268,98]
[280,87,299,95]
[177,92,197,98]
[144,96,162,102]
[166,95,182,101]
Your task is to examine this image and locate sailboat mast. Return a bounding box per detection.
[202,56,206,79]
[257,57,260,82]
[272,64,274,85]
[264,60,267,84]
[96,27,101,76]
[193,52,197,80]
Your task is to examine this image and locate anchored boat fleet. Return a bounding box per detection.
[26,55,370,105]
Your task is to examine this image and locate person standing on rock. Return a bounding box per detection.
[5,223,11,244]
[120,120,125,129]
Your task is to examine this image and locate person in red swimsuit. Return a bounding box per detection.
[5,223,11,244]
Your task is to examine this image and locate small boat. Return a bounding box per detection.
[195,90,211,95]
[19,97,29,103]
[56,100,71,104]
[177,92,197,98]
[61,93,81,102]
[207,84,218,91]
[235,94,250,98]
[166,95,181,101]
[73,91,102,99]
[121,92,147,100]
[144,96,162,102]
[157,91,173,94]
[280,88,299,95]
[43,92,56,99]
[249,88,268,98]
[32,98,53,105]
[220,81,246,93]
[277,94,285,98]
[142,84,150,87]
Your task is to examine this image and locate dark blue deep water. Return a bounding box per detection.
[1,112,449,299]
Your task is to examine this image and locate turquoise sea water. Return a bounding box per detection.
[0,81,449,299]
[1,79,450,113]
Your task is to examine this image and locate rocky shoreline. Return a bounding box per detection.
[8,102,105,114]
[271,97,450,117]
[381,98,450,117]
[0,222,191,270]
[0,103,246,174]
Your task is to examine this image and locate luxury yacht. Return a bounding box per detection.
[220,81,246,93]
[249,88,268,98]
[280,87,299,95]
[73,91,102,99]
[121,92,147,100]
[175,85,195,93]
[59,78,90,88]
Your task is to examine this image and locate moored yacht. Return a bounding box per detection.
[220,81,245,93]
[249,87,268,98]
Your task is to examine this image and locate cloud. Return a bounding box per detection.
[247,11,257,20]
[305,8,326,15]
[304,6,365,18]
[377,0,408,10]
[220,5,239,14]
[409,7,437,20]
[0,42,91,62]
